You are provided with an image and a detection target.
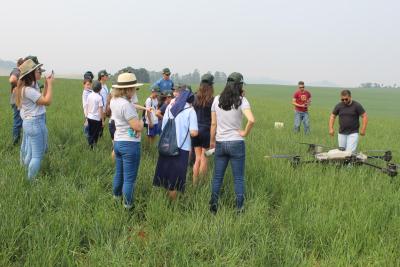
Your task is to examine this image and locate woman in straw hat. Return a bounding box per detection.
[16,58,54,180]
[110,72,144,210]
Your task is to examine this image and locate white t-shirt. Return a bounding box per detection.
[111,97,140,142]
[82,88,92,117]
[100,84,109,112]
[87,92,103,121]
[162,103,198,151]
[211,95,251,142]
[145,97,158,124]
[20,86,46,120]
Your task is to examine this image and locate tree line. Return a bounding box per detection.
[359,82,399,89]
[114,67,227,85]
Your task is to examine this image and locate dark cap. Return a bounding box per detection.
[98,70,109,79]
[162,68,171,75]
[84,71,94,81]
[201,73,214,85]
[151,86,161,93]
[162,90,173,97]
[227,72,244,84]
[92,80,102,92]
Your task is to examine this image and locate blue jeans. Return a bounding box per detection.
[113,141,141,208]
[20,114,48,180]
[11,104,23,143]
[294,111,310,134]
[210,141,246,210]
[338,133,359,153]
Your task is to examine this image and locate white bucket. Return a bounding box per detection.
[274,122,284,129]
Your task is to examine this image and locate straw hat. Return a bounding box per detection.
[19,59,43,80]
[112,72,143,89]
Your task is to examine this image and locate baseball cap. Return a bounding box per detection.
[227,72,244,84]
[23,55,45,73]
[162,68,171,75]
[162,90,174,97]
[98,70,110,79]
[151,86,161,93]
[201,73,214,85]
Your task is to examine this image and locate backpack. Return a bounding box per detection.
[158,107,190,156]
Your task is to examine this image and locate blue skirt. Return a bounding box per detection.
[153,149,189,192]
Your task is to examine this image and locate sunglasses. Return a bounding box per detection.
[299,86,305,89]
[341,98,349,102]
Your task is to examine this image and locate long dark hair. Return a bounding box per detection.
[218,82,244,110]
[16,72,36,108]
[194,82,214,108]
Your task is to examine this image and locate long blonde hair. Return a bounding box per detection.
[16,72,36,108]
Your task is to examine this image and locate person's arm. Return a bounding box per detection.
[156,109,163,119]
[189,108,198,137]
[292,98,305,108]
[36,76,53,106]
[239,109,255,137]
[360,112,368,136]
[9,75,18,90]
[105,94,112,117]
[210,111,217,149]
[329,114,336,136]
[128,118,144,132]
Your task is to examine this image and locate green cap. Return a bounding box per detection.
[227,72,244,84]
[151,86,160,93]
[162,68,171,75]
[201,73,214,85]
[162,90,174,97]
[23,55,45,72]
[98,69,109,80]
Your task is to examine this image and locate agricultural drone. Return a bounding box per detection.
[265,142,398,177]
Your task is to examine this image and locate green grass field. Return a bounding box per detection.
[1,76,400,266]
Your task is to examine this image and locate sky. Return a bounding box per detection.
[1,0,399,87]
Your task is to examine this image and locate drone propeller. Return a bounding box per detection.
[264,154,299,159]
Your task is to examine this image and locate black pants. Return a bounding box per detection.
[88,119,102,148]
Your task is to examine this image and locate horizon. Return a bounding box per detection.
[1,0,399,87]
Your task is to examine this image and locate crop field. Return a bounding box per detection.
[1,76,400,266]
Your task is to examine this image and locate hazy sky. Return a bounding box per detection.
[1,0,399,86]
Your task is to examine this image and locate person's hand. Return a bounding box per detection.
[149,123,154,129]
[45,73,54,86]
[84,119,88,127]
[209,141,216,149]
[146,107,153,113]
[238,130,247,137]
[360,130,366,136]
[329,128,334,136]
[101,120,105,127]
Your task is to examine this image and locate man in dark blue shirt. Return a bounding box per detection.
[151,68,174,93]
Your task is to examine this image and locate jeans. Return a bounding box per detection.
[20,114,48,180]
[210,141,246,210]
[294,111,310,134]
[338,133,359,153]
[11,104,23,143]
[113,141,141,208]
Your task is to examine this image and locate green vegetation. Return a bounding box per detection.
[1,76,399,266]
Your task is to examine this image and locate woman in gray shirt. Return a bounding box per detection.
[209,72,255,214]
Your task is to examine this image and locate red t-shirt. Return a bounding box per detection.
[293,90,311,112]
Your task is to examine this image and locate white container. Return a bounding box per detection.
[274,122,284,129]
[205,148,215,157]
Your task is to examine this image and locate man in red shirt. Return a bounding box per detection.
[292,81,311,134]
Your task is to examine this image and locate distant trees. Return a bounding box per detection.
[114,67,150,83]
[359,82,399,89]
[115,67,228,85]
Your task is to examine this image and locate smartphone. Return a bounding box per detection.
[46,70,54,78]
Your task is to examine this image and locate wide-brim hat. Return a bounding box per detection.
[19,59,43,80]
[112,72,143,89]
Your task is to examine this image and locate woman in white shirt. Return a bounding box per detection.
[110,73,144,210]
[209,73,255,214]
[16,58,53,180]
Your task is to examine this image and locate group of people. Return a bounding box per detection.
[8,57,369,213]
[292,81,368,152]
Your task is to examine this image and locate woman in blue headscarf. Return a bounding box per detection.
[153,85,198,200]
